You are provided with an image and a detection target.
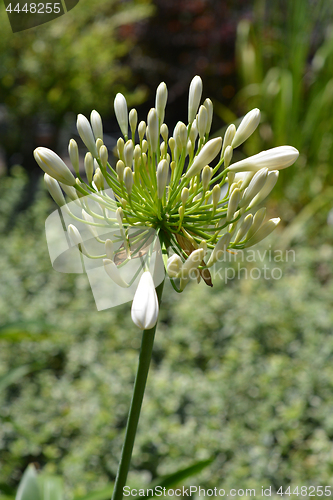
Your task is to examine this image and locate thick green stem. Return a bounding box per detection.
[111,279,165,500]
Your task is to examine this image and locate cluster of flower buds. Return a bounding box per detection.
[34,76,299,328]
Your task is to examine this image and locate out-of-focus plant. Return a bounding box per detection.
[0,0,154,171]
[231,0,333,207]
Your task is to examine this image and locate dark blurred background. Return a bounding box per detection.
[1,0,333,499]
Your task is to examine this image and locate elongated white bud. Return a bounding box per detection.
[232,108,260,148]
[244,218,280,247]
[68,225,88,255]
[179,248,205,290]
[90,110,103,141]
[60,182,78,201]
[96,139,103,155]
[84,152,94,183]
[167,254,183,278]
[124,167,134,195]
[189,120,198,143]
[104,259,129,288]
[117,138,124,159]
[246,207,266,240]
[105,239,114,260]
[181,187,189,204]
[93,168,104,191]
[226,188,241,222]
[124,140,134,167]
[224,146,233,169]
[68,139,79,176]
[44,174,65,206]
[155,82,168,122]
[129,109,138,136]
[114,93,128,138]
[188,75,203,124]
[203,98,213,135]
[212,184,221,208]
[116,160,125,182]
[147,108,159,151]
[239,168,268,208]
[34,147,76,186]
[197,105,208,139]
[202,166,213,191]
[160,123,168,143]
[157,159,168,199]
[206,232,231,267]
[174,121,187,150]
[248,170,279,208]
[99,145,108,169]
[233,214,253,244]
[77,114,98,157]
[228,146,299,172]
[131,271,159,330]
[221,124,236,157]
[138,121,146,142]
[186,137,222,178]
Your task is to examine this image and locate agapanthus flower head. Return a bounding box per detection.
[35,76,299,326]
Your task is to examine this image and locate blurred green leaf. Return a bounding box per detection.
[0,366,31,393]
[74,485,114,500]
[15,465,41,500]
[38,476,63,500]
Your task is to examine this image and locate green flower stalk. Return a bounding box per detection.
[34,76,299,499]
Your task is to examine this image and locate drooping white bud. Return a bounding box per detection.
[203,98,213,135]
[232,108,261,149]
[68,224,83,246]
[244,218,280,247]
[124,167,134,195]
[99,145,108,169]
[248,170,279,208]
[129,109,138,136]
[202,166,213,191]
[239,168,268,208]
[197,105,208,139]
[246,207,266,240]
[155,82,168,122]
[114,93,129,138]
[90,110,103,141]
[147,108,159,151]
[44,173,66,206]
[84,152,94,184]
[228,146,299,172]
[103,259,129,288]
[68,139,79,176]
[116,160,125,182]
[221,124,236,157]
[124,140,134,168]
[186,137,222,178]
[188,75,203,124]
[131,271,159,330]
[206,232,232,267]
[224,145,233,169]
[233,214,253,244]
[167,254,183,278]
[34,147,76,186]
[226,188,241,222]
[77,114,98,157]
[156,159,168,199]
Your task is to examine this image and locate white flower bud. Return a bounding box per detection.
[244,218,280,247]
[124,140,134,167]
[224,145,233,169]
[141,140,148,153]
[116,207,124,225]
[117,138,124,159]
[188,75,203,124]
[114,93,129,138]
[167,254,183,278]
[134,144,141,162]
[93,168,104,190]
[174,121,187,150]
[160,141,167,157]
[221,124,236,157]
[189,120,198,143]
[138,121,146,142]
[116,160,125,182]
[44,174,66,206]
[68,224,83,246]
[248,170,279,208]
[160,123,168,143]
[246,207,266,240]
[197,105,208,139]
[206,232,231,267]
[186,139,193,157]
[147,108,159,151]
[181,187,189,204]
[232,108,261,148]
[226,188,241,222]
[129,109,138,136]
[99,145,108,169]
[179,248,205,290]
[60,182,78,201]
[124,166,134,195]
[105,239,114,260]
[90,110,103,141]
[34,147,76,186]
[157,159,168,199]
[131,271,159,330]
[104,259,129,288]
[233,214,253,244]
[68,139,79,176]
[96,138,103,154]
[239,168,268,208]
[228,146,299,172]
[155,82,168,122]
[203,98,213,135]
[186,137,222,178]
[202,166,213,191]
[84,152,94,183]
[77,114,98,157]
[212,184,221,208]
